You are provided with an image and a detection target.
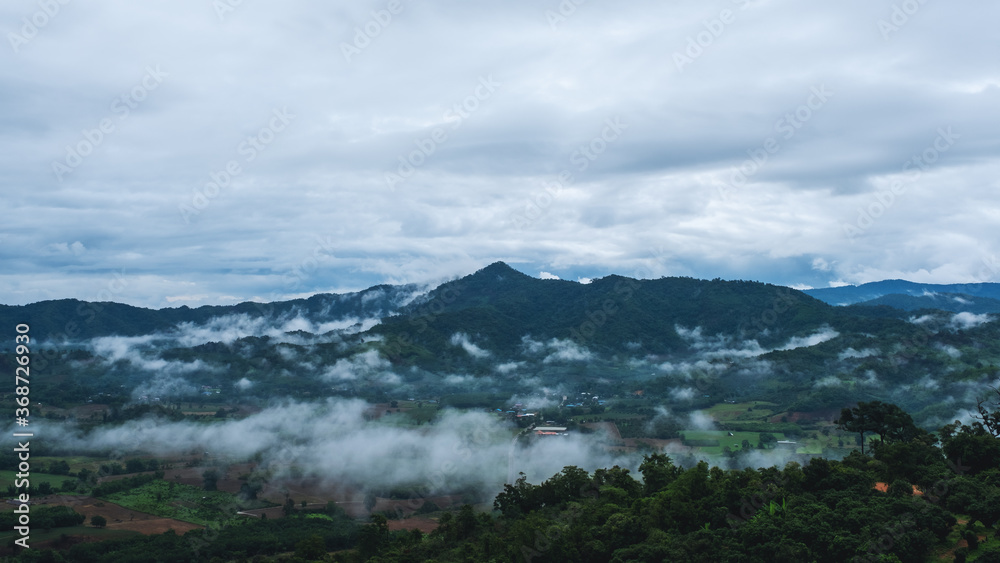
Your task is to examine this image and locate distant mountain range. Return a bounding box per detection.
[3,268,998,343]
[804,280,1000,307]
[1,262,997,429]
[0,284,421,341]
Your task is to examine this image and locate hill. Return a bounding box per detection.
[854,292,1000,314]
[373,262,837,359]
[804,280,1000,306]
[0,284,420,341]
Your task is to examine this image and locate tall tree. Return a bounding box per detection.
[975,386,1000,437]
[201,469,219,491]
[838,401,919,454]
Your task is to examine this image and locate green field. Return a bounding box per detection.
[679,430,788,455]
[103,480,274,526]
[32,456,109,474]
[0,470,76,491]
[703,401,778,421]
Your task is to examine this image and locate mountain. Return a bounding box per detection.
[372,262,837,358]
[3,263,998,430]
[804,280,1000,306]
[854,292,1000,314]
[0,284,421,341]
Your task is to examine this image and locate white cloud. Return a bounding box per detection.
[495,361,523,375]
[838,347,878,360]
[937,344,962,358]
[321,350,393,382]
[814,376,842,388]
[687,411,716,431]
[670,387,695,401]
[542,339,593,363]
[43,399,638,493]
[2,1,1000,306]
[449,332,491,359]
[950,312,993,330]
[778,327,839,351]
[812,258,832,272]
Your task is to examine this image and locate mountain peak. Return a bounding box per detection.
[473,261,529,280]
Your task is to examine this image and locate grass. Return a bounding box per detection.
[32,456,108,474]
[101,480,274,526]
[0,470,76,491]
[933,516,1000,561]
[679,430,787,455]
[704,402,777,421]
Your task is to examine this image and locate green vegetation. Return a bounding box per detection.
[4,266,1000,560]
[0,400,995,561]
[0,471,76,493]
[680,430,788,455]
[101,480,274,526]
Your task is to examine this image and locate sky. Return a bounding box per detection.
[2,0,999,308]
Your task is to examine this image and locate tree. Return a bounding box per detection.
[975,387,1000,437]
[238,481,261,500]
[940,421,1000,475]
[202,469,219,491]
[759,433,777,449]
[838,401,919,455]
[357,514,389,560]
[91,515,107,528]
[295,534,327,560]
[49,460,71,475]
[639,454,683,495]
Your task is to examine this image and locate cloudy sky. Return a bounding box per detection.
[2,0,998,308]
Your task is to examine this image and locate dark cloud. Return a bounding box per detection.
[2,0,999,306]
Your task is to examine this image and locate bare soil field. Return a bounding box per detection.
[387,516,439,533]
[26,495,203,535]
[771,409,841,424]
